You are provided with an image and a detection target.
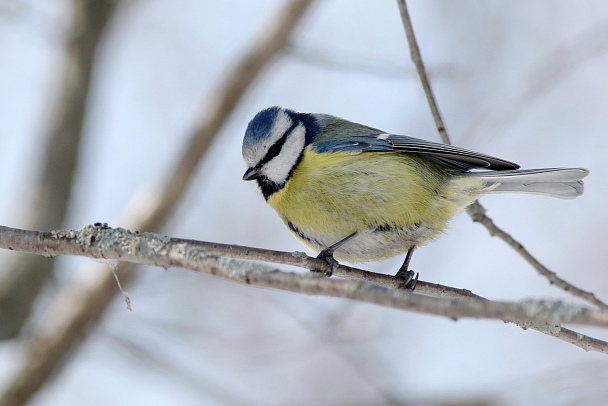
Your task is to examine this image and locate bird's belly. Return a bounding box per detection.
[267,149,484,263]
[287,221,441,262]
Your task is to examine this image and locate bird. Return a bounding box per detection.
[241,106,588,288]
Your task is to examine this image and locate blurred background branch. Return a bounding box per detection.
[0,0,117,340]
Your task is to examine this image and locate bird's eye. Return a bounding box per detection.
[266,142,283,159]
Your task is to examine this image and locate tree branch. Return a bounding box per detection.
[1,224,607,353]
[395,0,607,309]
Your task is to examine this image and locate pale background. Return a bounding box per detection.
[1,0,607,404]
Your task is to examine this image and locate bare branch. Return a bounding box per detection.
[1,224,608,352]
[395,0,449,144]
[26,226,606,352]
[395,0,607,309]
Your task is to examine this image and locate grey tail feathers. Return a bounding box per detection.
[465,168,589,199]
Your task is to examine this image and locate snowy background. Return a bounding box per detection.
[1,0,607,404]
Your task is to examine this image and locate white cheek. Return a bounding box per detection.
[263,123,305,184]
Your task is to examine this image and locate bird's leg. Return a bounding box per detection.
[316,232,357,277]
[395,246,418,290]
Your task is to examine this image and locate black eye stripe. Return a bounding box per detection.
[259,120,299,165]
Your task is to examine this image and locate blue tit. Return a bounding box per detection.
[241,106,588,285]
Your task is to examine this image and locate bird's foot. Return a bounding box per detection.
[395,269,419,291]
[315,249,339,277]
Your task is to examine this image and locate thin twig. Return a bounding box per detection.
[395,0,607,310]
[396,0,449,144]
[110,263,131,311]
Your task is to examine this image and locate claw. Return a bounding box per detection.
[394,246,418,290]
[316,248,339,276]
[314,232,357,277]
[395,269,418,291]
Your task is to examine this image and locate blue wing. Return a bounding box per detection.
[311,134,519,171]
[312,137,393,153]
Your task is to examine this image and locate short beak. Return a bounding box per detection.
[242,167,261,181]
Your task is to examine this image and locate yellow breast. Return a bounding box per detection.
[267,147,483,262]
